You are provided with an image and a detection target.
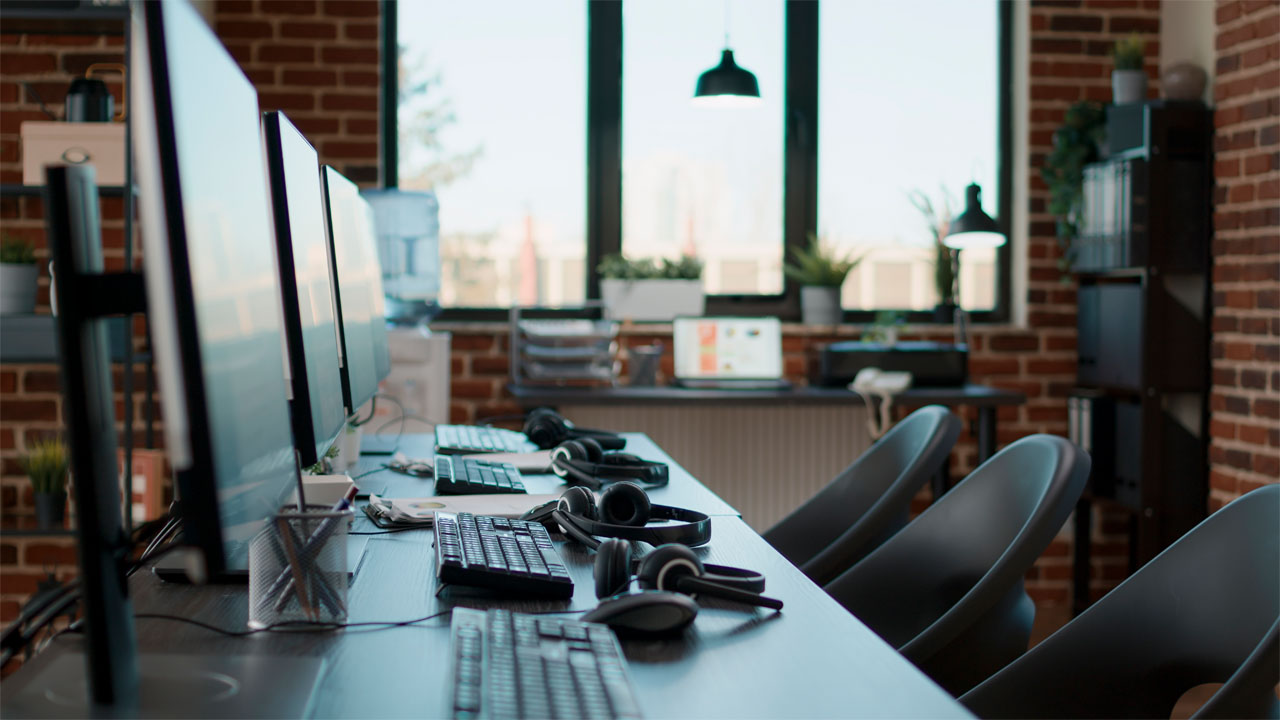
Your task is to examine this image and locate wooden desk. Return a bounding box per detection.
[11,433,970,718]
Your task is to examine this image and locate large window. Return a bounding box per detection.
[391,0,1009,320]
[621,0,784,295]
[397,0,586,307]
[818,0,1000,313]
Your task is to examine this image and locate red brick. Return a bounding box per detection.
[1,53,57,74]
[280,21,338,39]
[258,0,319,14]
[258,44,316,63]
[320,46,378,64]
[989,334,1040,352]
[25,543,77,566]
[1254,453,1280,477]
[452,335,495,352]
[0,400,57,422]
[450,403,471,424]
[344,117,378,135]
[1049,14,1103,32]
[259,91,316,112]
[1240,423,1270,446]
[216,20,273,39]
[343,23,379,41]
[290,116,341,136]
[21,370,59,394]
[0,370,15,394]
[321,140,378,159]
[320,92,377,112]
[452,379,496,399]
[282,68,338,86]
[0,573,49,595]
[470,356,510,376]
[322,1,380,18]
[341,70,379,86]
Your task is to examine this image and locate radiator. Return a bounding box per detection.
[558,404,872,532]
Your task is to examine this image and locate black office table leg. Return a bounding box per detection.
[977,407,997,462]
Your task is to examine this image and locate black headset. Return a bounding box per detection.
[593,538,782,610]
[550,437,669,490]
[522,483,712,548]
[523,407,626,450]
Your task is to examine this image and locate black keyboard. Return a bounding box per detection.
[436,425,540,454]
[434,513,574,598]
[435,456,527,495]
[449,608,643,720]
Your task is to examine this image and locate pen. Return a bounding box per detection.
[266,485,358,610]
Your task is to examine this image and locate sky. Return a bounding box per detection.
[397,0,998,253]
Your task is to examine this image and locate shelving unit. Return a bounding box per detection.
[1069,100,1214,614]
[1,0,148,538]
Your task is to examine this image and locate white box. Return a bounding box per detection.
[21,121,126,186]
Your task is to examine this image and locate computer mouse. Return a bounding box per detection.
[582,591,699,635]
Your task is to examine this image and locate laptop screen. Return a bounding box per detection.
[673,317,784,380]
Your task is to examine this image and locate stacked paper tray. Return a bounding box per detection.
[509,310,619,386]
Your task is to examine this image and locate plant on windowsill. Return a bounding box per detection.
[1042,101,1107,274]
[23,437,69,530]
[1,234,38,316]
[861,310,906,346]
[1111,33,1148,105]
[908,190,958,323]
[598,253,705,322]
[784,234,862,325]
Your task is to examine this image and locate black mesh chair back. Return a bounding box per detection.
[824,434,1090,696]
[960,483,1280,719]
[763,405,960,585]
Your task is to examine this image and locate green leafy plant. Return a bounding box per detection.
[303,444,341,475]
[783,234,863,287]
[22,438,69,494]
[1042,101,1107,272]
[598,254,703,280]
[0,236,36,265]
[862,310,906,344]
[908,190,957,306]
[1112,34,1146,71]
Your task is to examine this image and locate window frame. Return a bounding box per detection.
[384,0,1012,323]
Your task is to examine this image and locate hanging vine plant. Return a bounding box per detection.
[1041,101,1107,273]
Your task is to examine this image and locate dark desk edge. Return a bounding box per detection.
[509,383,1027,407]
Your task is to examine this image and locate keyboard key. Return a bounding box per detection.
[434,512,574,599]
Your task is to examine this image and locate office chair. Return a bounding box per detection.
[960,483,1279,719]
[824,434,1090,696]
[762,405,961,585]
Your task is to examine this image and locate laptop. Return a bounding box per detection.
[671,316,792,390]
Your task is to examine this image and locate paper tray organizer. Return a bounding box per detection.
[508,304,619,386]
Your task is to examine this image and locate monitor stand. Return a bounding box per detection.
[1,647,325,719]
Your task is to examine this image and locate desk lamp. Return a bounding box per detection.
[944,182,1005,344]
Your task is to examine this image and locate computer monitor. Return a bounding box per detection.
[263,111,346,468]
[321,165,391,416]
[0,2,321,714]
[133,0,298,577]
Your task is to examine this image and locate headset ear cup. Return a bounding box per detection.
[597,482,651,527]
[550,440,588,479]
[558,485,598,520]
[577,437,605,462]
[525,408,567,449]
[594,539,633,599]
[636,544,704,592]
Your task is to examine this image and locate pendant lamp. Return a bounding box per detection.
[944,183,1005,249]
[693,2,760,108]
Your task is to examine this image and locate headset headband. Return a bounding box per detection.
[554,456,669,489]
[557,504,711,547]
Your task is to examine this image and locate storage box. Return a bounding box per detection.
[21,121,126,186]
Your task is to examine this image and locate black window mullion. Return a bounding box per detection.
[586,0,622,302]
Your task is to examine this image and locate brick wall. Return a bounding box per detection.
[0,0,380,651]
[1208,0,1280,510]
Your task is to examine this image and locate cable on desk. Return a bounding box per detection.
[349,464,391,480]
[349,527,426,535]
[133,608,457,637]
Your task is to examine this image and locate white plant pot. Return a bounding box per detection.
[601,278,704,322]
[1112,70,1148,105]
[0,263,38,315]
[800,286,842,325]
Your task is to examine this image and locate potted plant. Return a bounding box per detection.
[1042,101,1107,272]
[909,190,958,322]
[1,234,38,315]
[1111,34,1147,104]
[784,234,862,325]
[598,253,704,322]
[22,438,69,529]
[862,310,906,345]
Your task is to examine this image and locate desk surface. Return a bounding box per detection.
[13,433,970,719]
[510,382,1026,408]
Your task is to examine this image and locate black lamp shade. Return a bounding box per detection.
[945,183,1005,249]
[693,49,761,107]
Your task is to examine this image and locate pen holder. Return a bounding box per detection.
[248,506,353,629]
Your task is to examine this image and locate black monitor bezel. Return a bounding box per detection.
[262,111,345,467]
